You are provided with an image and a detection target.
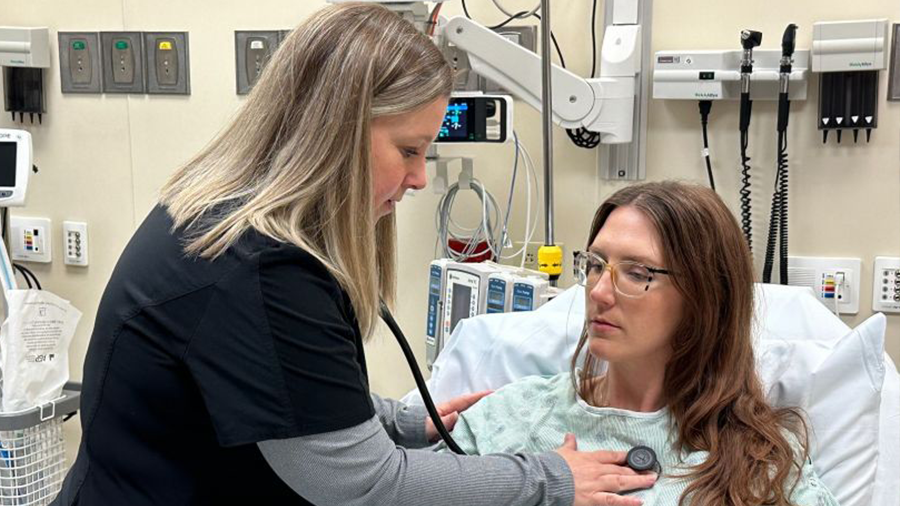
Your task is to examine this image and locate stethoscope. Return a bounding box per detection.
[380,302,661,474]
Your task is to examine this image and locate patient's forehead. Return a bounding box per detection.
[589,206,665,267]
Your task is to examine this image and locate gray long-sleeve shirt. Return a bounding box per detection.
[258,394,576,505]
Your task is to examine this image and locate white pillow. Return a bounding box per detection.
[758,313,886,506]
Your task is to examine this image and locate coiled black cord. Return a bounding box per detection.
[763,131,789,284]
[739,130,752,250]
[777,133,789,284]
[762,174,780,283]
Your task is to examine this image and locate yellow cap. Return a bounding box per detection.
[538,245,564,278]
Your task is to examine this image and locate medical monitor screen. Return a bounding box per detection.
[439,102,470,141]
[436,97,507,143]
[449,284,472,334]
[0,142,16,187]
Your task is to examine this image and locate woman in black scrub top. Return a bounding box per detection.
[52,3,657,505]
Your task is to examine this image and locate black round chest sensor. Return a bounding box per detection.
[626,445,658,472]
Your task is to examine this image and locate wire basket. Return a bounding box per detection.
[0,384,80,506]
[0,418,65,505]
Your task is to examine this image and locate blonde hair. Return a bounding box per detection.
[160,2,453,339]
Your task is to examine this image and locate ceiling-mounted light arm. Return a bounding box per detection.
[443,15,640,144]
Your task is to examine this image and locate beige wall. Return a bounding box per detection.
[1,0,898,462]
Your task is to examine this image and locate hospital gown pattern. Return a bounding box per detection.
[442,373,840,506]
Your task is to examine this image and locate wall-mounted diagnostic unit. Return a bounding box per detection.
[812,19,888,143]
[235,31,281,95]
[144,32,190,95]
[0,129,32,207]
[59,32,102,93]
[101,32,144,93]
[653,49,810,101]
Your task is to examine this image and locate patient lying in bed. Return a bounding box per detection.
[440,182,840,506]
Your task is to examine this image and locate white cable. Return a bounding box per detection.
[833,273,844,318]
[490,0,541,19]
[498,132,535,262]
[432,136,540,266]
[435,178,502,262]
[518,141,541,269]
[496,135,539,265]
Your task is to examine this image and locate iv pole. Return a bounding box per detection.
[538,0,562,286]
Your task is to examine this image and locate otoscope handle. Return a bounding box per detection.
[739,93,752,132]
[777,93,790,132]
[780,24,798,72]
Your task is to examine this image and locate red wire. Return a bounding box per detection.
[428,3,443,36]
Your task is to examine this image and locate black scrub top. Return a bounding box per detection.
[53,205,376,505]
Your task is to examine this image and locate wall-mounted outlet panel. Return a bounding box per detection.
[235,31,280,95]
[101,31,145,93]
[787,256,862,314]
[63,221,88,267]
[58,32,102,93]
[873,256,900,313]
[144,31,190,95]
[10,216,51,263]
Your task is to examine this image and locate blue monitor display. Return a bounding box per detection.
[439,102,470,141]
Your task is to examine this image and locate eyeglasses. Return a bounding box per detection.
[574,250,673,298]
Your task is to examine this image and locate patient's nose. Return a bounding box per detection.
[589,270,616,306]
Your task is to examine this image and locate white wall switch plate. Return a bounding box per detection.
[10,216,52,263]
[787,256,861,314]
[873,256,900,313]
[63,221,88,266]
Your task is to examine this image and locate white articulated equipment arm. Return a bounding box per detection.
[444,12,640,144]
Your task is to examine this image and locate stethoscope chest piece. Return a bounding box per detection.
[626,445,658,473]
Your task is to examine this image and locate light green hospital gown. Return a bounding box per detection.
[442,373,840,506]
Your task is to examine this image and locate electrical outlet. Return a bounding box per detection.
[873,256,900,313]
[63,221,88,267]
[10,216,51,263]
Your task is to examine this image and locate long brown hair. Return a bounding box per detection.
[571,181,807,506]
[160,3,453,339]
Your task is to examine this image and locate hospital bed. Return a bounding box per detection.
[403,283,900,506]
